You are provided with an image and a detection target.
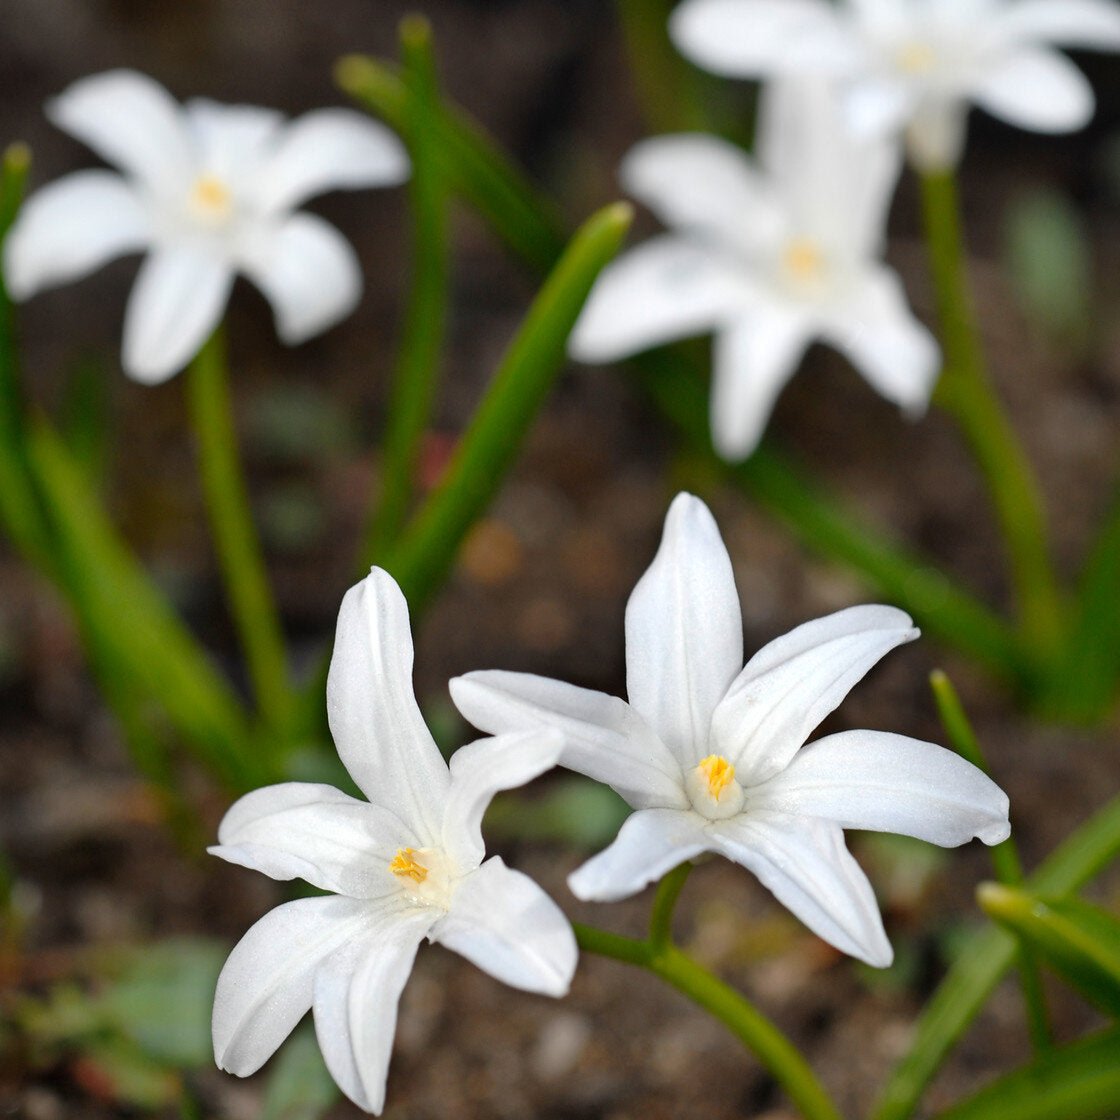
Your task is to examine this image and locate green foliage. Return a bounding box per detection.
[485,776,630,851]
[262,1021,340,1120]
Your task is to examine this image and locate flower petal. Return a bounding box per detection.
[185,98,285,191]
[709,311,813,461]
[972,47,1095,133]
[432,856,577,997]
[752,730,1011,847]
[670,0,858,77]
[625,493,744,763]
[121,246,233,383]
[312,907,434,1114]
[441,730,564,868]
[711,605,918,786]
[3,171,150,300]
[567,808,709,902]
[209,782,417,897]
[327,569,450,840]
[255,108,410,215]
[710,811,892,966]
[213,895,377,1077]
[568,235,748,364]
[993,0,1120,50]
[823,267,941,413]
[450,670,688,811]
[620,134,784,253]
[47,69,194,195]
[239,213,362,344]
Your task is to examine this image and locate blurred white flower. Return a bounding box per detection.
[211,568,574,1115]
[671,0,1120,169]
[569,79,938,461]
[4,69,409,383]
[452,493,1011,968]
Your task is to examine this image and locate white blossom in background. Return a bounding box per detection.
[671,0,1120,169]
[452,493,1010,968]
[568,79,939,461]
[210,569,575,1115]
[4,69,409,383]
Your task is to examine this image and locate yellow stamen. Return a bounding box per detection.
[190,174,232,216]
[782,238,824,283]
[897,42,937,74]
[697,755,735,801]
[390,847,429,884]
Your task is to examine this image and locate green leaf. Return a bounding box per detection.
[933,1026,1120,1120]
[77,1036,182,1109]
[261,1021,339,1120]
[979,884,1120,1017]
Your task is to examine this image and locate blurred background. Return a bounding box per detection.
[2,2,1120,1118]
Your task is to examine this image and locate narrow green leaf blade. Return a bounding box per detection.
[979,884,1120,1017]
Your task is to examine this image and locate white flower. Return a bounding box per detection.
[568,79,939,461]
[4,69,409,383]
[671,0,1120,169]
[210,568,575,1115]
[451,493,1010,968]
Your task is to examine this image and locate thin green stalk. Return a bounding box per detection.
[574,918,843,1120]
[649,861,692,952]
[187,328,292,735]
[929,670,1050,1053]
[872,783,1120,1120]
[920,169,1062,658]
[363,16,450,565]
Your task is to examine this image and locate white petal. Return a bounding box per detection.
[450,671,688,811]
[3,171,149,300]
[441,730,564,868]
[905,96,971,172]
[710,811,892,967]
[972,47,1095,133]
[670,0,859,77]
[712,605,918,786]
[327,569,450,840]
[626,493,744,763]
[254,109,409,215]
[823,267,941,413]
[993,0,1120,50]
[567,808,709,902]
[185,98,285,191]
[620,134,784,253]
[213,895,377,1077]
[754,730,1012,846]
[432,857,577,997]
[47,69,194,195]
[312,907,433,1115]
[568,235,748,363]
[240,213,362,344]
[121,247,232,383]
[209,782,417,898]
[844,76,917,140]
[709,311,813,461]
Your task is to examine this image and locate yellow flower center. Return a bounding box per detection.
[389,847,429,884]
[697,754,736,800]
[685,753,745,820]
[782,238,825,284]
[189,174,233,221]
[896,41,937,74]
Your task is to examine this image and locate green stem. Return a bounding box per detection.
[920,169,1062,659]
[574,920,843,1120]
[649,861,692,952]
[187,328,292,734]
[929,670,1051,1053]
[362,16,450,565]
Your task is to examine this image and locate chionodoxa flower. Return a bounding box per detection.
[4,69,409,383]
[453,493,1011,968]
[210,569,576,1114]
[569,78,939,461]
[671,0,1120,169]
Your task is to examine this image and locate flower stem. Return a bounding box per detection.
[187,328,292,734]
[919,168,1062,659]
[574,920,843,1120]
[648,860,691,952]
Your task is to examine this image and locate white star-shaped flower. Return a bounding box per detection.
[210,568,575,1115]
[671,0,1120,169]
[4,69,409,383]
[568,78,939,461]
[452,493,1010,968]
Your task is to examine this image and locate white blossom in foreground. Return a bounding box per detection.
[671,0,1120,169]
[568,79,939,461]
[4,69,409,383]
[452,493,1010,968]
[210,569,575,1115]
